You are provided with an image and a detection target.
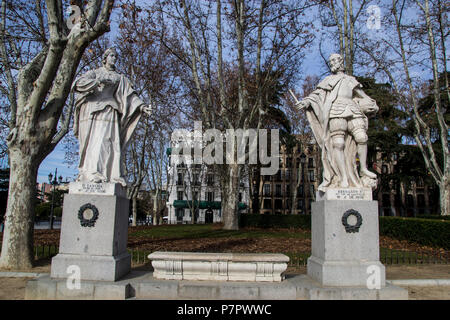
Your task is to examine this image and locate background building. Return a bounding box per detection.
[249,142,320,215]
[166,139,249,224]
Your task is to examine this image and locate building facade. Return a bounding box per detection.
[373,151,440,217]
[250,143,321,215]
[166,139,249,224]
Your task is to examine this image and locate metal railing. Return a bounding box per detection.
[1,244,448,267]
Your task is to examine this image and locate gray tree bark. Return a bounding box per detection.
[0,0,115,269]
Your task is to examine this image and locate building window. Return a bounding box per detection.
[207,191,215,202]
[275,199,283,210]
[407,195,414,207]
[175,208,184,221]
[192,173,200,186]
[263,184,271,196]
[308,170,315,182]
[417,194,425,207]
[177,172,183,185]
[275,170,281,181]
[308,157,314,168]
[264,199,272,209]
[177,191,184,200]
[297,199,303,210]
[286,184,291,197]
[416,178,424,188]
[239,193,242,202]
[382,194,390,207]
[286,169,291,181]
[207,174,214,186]
[275,184,282,197]
[297,185,304,197]
[286,157,292,167]
[193,191,199,200]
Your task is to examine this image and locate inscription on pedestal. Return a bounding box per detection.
[68,182,127,198]
[317,188,372,201]
[81,183,106,194]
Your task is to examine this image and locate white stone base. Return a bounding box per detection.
[25,272,408,300]
[149,252,289,282]
[307,199,386,287]
[307,256,386,287]
[51,184,131,281]
[51,252,131,282]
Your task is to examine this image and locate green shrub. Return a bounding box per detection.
[412,215,450,221]
[379,216,450,249]
[54,207,62,217]
[35,202,51,219]
[35,203,62,219]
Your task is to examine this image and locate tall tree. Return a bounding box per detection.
[316,0,373,75]
[0,0,115,269]
[116,1,181,226]
[154,0,314,229]
[359,0,449,215]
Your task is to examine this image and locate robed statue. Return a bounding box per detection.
[72,48,152,186]
[293,54,379,192]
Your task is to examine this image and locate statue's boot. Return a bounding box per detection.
[92,172,107,183]
[112,177,127,187]
[360,168,377,179]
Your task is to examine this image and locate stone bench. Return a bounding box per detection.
[148,251,289,282]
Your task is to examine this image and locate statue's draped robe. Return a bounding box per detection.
[73,67,145,185]
[303,74,368,191]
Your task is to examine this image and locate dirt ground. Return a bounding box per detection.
[0,263,448,300]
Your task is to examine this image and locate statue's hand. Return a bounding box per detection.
[96,74,113,85]
[359,99,379,115]
[141,105,152,116]
[296,100,309,110]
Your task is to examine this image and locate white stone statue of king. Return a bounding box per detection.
[290,54,404,295]
[295,53,378,192]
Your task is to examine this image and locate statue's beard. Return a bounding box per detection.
[104,63,116,71]
[331,63,344,73]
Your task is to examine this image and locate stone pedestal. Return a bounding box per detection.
[51,182,131,282]
[307,193,386,287]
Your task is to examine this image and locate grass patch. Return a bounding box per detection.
[129,224,310,240]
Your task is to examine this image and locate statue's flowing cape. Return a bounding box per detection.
[303,74,366,191]
[72,68,144,182]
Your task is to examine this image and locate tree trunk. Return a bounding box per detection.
[132,195,137,227]
[0,148,38,269]
[439,178,449,216]
[222,164,240,230]
[153,191,159,226]
[291,162,301,215]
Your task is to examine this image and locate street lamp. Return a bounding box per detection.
[300,152,307,214]
[48,168,63,230]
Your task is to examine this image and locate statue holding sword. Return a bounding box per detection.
[290,53,379,192]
